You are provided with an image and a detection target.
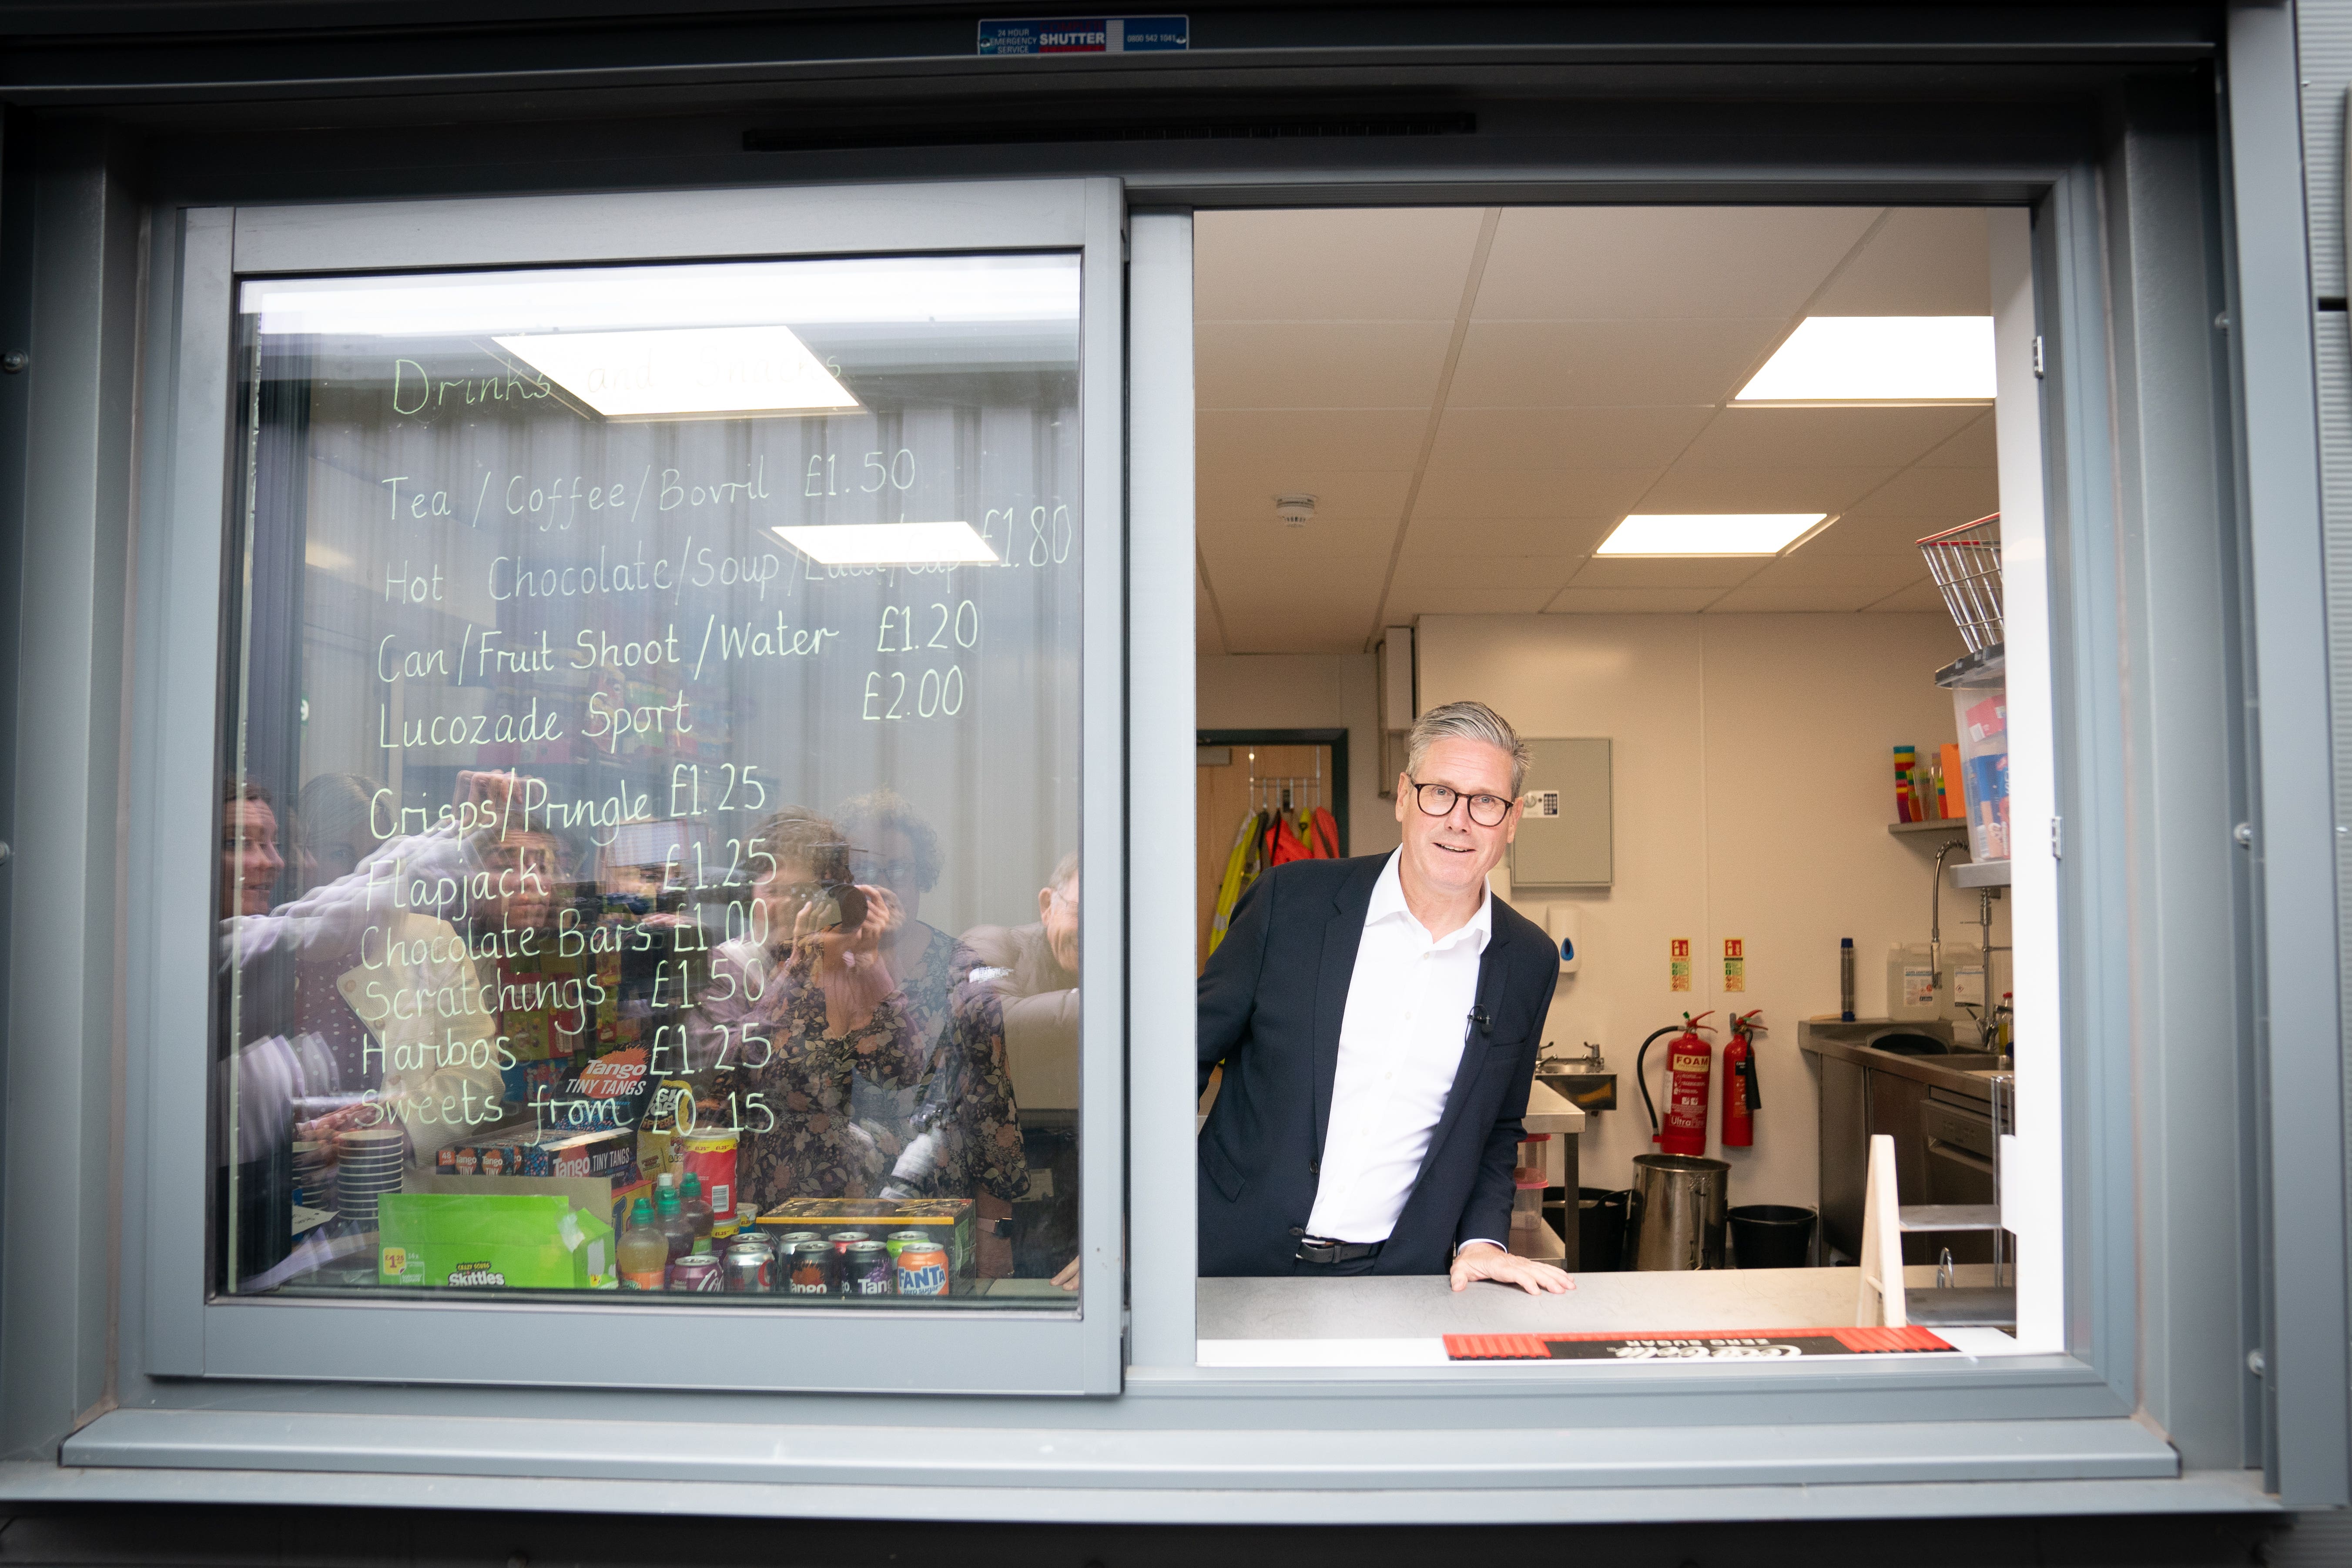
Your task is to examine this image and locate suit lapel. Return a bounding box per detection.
[1310,858,1383,1159]
[1407,932,1513,1197]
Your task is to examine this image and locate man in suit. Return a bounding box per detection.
[1198,700,1570,1293]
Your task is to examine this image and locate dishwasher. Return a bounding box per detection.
[1919,1083,2010,1266]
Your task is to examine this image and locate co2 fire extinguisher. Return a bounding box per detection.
[1721,1010,1766,1148]
[1637,1011,1715,1157]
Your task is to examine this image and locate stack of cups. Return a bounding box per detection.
[290,1139,332,1210]
[334,1127,407,1229]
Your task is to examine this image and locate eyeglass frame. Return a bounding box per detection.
[1403,775,1517,828]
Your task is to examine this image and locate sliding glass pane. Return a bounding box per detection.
[214,253,1083,1310]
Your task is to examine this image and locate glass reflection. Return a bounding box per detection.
[213,254,1082,1305]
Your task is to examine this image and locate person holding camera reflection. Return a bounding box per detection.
[690,808,944,1209]
[880,851,1074,1278]
[835,788,963,1165]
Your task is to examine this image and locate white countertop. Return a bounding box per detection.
[1196,1265,2022,1364]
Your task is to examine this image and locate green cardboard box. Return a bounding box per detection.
[377,1192,616,1290]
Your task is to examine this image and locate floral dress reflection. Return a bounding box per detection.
[686,810,942,1207]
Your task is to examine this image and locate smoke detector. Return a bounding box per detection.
[1274,493,1317,527]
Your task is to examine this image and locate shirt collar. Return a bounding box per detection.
[1367,849,1493,953]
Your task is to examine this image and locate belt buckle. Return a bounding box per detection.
[1295,1238,1340,1264]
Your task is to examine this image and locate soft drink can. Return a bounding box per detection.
[668,1253,723,1292]
[894,1240,949,1297]
[783,1239,835,1296]
[680,1132,738,1221]
[828,1230,872,1256]
[885,1229,931,1259]
[722,1240,771,1293]
[843,1239,894,1297]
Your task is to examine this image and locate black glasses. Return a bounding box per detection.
[1406,777,1514,828]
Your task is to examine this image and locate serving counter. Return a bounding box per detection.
[1196,1265,2024,1365]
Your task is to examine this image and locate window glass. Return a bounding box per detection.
[214,254,1083,1308]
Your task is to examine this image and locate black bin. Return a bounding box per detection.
[1729,1204,1817,1269]
[1577,1187,1629,1272]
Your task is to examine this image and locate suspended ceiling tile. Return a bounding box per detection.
[1198,517,1401,572]
[1386,584,1566,616]
[1792,510,1949,556]
[1195,320,1457,411]
[1213,575,1390,653]
[1706,552,1933,612]
[1196,573,1228,654]
[1678,405,1987,471]
[1425,405,1714,472]
[1913,409,1999,467]
[1638,466,1896,514]
[1848,465,1999,520]
[1196,467,1414,526]
[1410,467,1658,521]
[1545,586,1726,613]
[1401,513,1621,557]
[1809,208,1992,316]
[1473,207,1883,322]
[1446,318,1789,409]
[1568,554,1770,590]
[1390,553,1586,591]
[1195,208,1488,323]
[1865,579,1960,613]
[1198,409,1431,472]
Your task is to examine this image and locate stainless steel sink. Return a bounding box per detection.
[1863,1046,2006,1071]
[1534,1069,1617,1111]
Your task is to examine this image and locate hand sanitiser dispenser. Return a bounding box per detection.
[1546,904,1582,973]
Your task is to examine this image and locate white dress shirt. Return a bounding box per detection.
[1303,851,1499,1251]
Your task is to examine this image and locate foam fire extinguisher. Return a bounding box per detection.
[1637,1011,1715,1157]
[1721,1010,1766,1148]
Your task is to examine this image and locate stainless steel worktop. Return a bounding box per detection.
[1796,1018,2002,1101]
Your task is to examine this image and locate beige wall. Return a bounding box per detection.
[1417,612,2009,1216]
[1196,653,1402,860]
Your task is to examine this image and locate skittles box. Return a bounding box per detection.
[377,1193,616,1290]
[757,1197,975,1293]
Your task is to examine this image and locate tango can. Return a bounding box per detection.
[668,1253,723,1292]
[782,1239,835,1296]
[893,1240,950,1297]
[828,1230,872,1256]
[843,1240,894,1296]
[722,1240,771,1293]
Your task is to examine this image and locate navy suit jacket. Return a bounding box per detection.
[1196,854,1560,1277]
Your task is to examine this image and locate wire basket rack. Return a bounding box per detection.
[1916,513,2003,653]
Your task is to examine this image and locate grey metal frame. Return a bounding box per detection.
[126,178,1129,1395]
[0,24,2325,1517]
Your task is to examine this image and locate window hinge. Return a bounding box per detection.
[2233,821,2255,849]
[2050,815,2063,860]
[2031,335,2045,378]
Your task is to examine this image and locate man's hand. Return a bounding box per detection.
[1449,1241,1573,1295]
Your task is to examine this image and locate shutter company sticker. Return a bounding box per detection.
[979,16,1189,53]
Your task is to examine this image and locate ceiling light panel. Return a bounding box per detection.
[1734,316,1996,404]
[1595,513,1830,556]
[493,325,858,421]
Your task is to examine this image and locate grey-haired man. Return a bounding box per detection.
[1197,700,1571,1291]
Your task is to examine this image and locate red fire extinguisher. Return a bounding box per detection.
[1637,1011,1715,1157]
[1721,1010,1766,1148]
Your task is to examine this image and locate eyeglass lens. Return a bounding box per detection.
[1414,781,1511,827]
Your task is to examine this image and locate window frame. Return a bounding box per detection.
[130,178,1130,1396]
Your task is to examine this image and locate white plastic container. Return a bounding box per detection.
[1950,677,2010,864]
[1943,943,1986,1022]
[1887,942,1943,1020]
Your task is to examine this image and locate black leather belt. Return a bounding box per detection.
[1294,1236,1383,1265]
